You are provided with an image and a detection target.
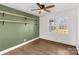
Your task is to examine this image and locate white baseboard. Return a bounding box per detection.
[76,46,79,54]
[0,37,39,55]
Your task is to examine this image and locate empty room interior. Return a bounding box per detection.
[0,3,79,55]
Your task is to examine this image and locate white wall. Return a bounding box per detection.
[77,8,79,53]
[40,8,77,46]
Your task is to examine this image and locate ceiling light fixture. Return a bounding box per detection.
[31,3,55,14]
[41,9,44,12]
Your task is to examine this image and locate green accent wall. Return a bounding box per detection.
[0,4,38,19]
[0,5,39,51]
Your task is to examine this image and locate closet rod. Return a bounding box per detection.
[0,20,39,24]
[0,10,37,20]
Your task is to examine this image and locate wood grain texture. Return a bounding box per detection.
[4,39,78,55]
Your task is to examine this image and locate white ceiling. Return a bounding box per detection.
[1,3,79,17]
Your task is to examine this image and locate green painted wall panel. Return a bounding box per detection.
[0,5,39,51]
[0,21,39,51]
[0,22,23,51]
[3,14,26,22]
[0,13,3,19]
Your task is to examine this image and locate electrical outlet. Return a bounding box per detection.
[24,39,26,42]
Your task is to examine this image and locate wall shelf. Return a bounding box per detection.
[0,10,38,20]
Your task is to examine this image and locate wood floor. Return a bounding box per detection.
[4,39,78,55]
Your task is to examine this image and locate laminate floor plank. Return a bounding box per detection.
[4,39,78,55]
